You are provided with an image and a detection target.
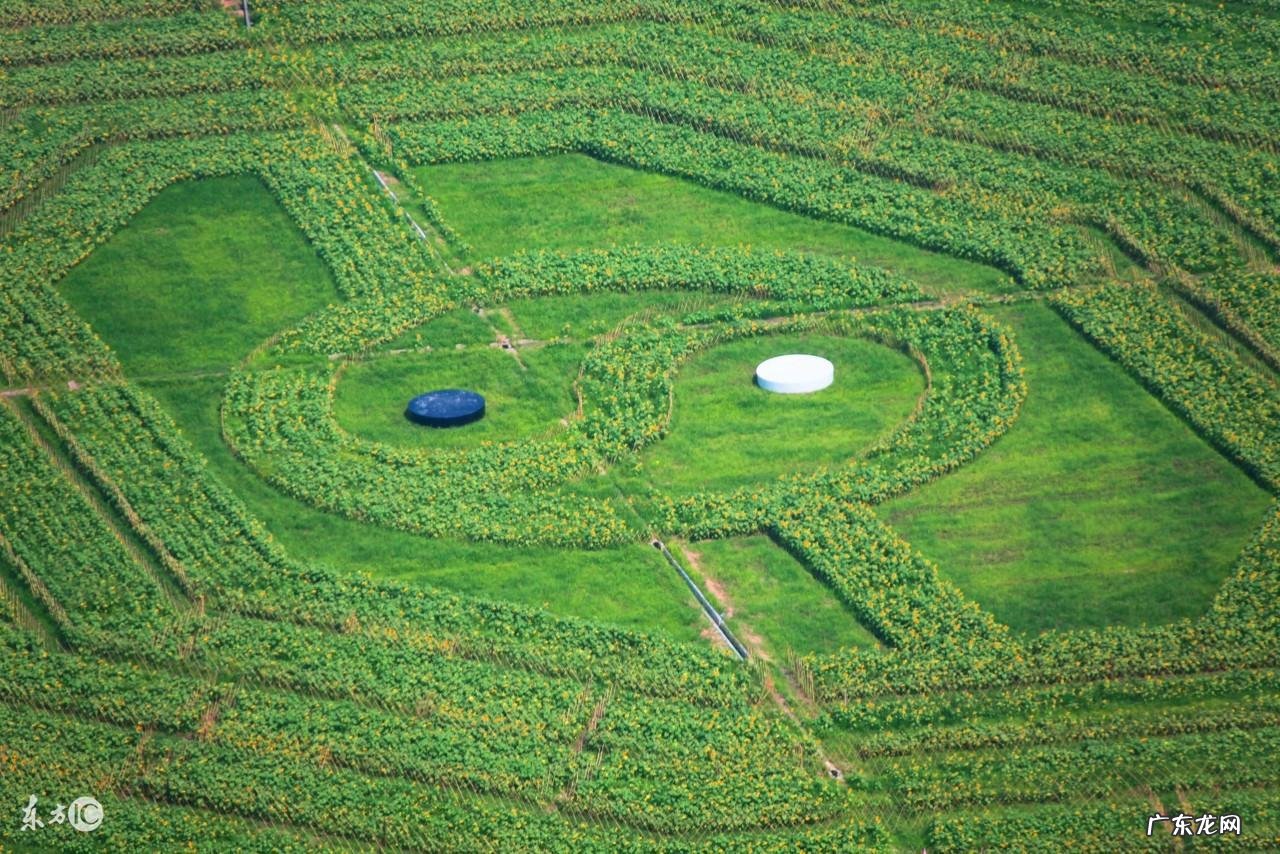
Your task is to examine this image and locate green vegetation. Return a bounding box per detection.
[59,175,336,376]
[333,342,585,450]
[418,153,1016,297]
[675,534,880,658]
[381,305,495,350]
[604,332,923,497]
[883,300,1271,635]
[146,373,706,641]
[506,290,730,341]
[5,0,1280,850]
[54,173,705,639]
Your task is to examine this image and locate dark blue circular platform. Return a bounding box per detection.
[405,389,486,428]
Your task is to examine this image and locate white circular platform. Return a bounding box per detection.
[755,354,834,394]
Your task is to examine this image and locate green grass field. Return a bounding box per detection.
[333,342,585,449]
[675,534,881,658]
[9,5,1279,850]
[55,176,710,642]
[882,300,1272,635]
[56,162,1269,651]
[417,153,1016,297]
[145,372,707,641]
[10,4,1280,850]
[381,305,496,350]
[414,153,1269,635]
[584,331,923,499]
[59,175,338,377]
[53,167,970,652]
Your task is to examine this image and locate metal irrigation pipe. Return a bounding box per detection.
[652,538,749,660]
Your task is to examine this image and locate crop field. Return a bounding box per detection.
[0,0,1278,851]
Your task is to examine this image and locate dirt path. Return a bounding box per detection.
[364,156,460,276]
[677,542,782,660]
[473,307,528,369]
[672,542,844,781]
[220,0,249,28]
[681,548,745,651]
[1,378,86,397]
[551,686,613,809]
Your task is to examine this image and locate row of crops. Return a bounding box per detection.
[11,14,1274,153]
[6,2,1280,273]
[1055,282,1280,491]
[224,246,922,546]
[341,67,1238,271]
[1,0,1279,849]
[0,0,206,29]
[0,647,886,850]
[2,384,871,842]
[1182,270,1280,370]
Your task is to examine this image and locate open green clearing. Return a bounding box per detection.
[55,175,708,642]
[59,175,338,377]
[675,535,881,658]
[7,3,1279,849]
[381,305,495,350]
[56,166,1267,652]
[54,165,987,652]
[882,300,1272,636]
[576,331,923,500]
[147,373,706,641]
[334,342,585,449]
[417,153,1016,297]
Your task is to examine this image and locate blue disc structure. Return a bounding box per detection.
[405,389,486,428]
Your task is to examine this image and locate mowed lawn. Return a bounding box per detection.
[331,325,922,655]
[59,175,338,376]
[59,163,1259,654]
[149,373,707,643]
[585,331,923,499]
[57,176,708,643]
[151,373,716,640]
[416,152,1015,297]
[882,300,1272,635]
[675,535,881,659]
[333,342,585,450]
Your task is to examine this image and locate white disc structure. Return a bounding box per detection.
[755,354,834,394]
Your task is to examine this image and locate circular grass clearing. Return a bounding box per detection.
[332,342,584,450]
[630,333,923,496]
[333,330,922,497]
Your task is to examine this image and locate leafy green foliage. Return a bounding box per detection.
[2,0,1280,848]
[1054,282,1280,490]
